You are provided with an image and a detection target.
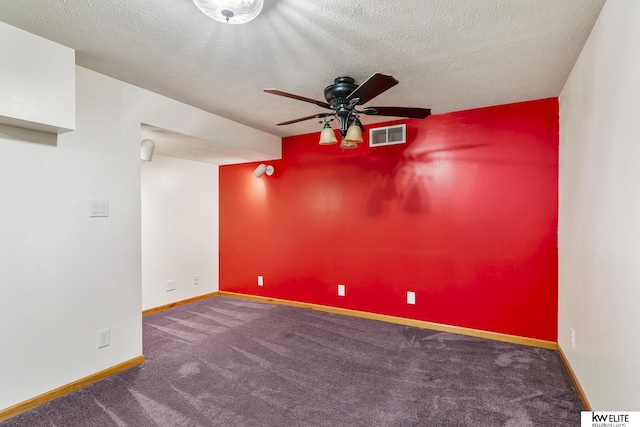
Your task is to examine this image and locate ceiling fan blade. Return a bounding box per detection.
[277,113,333,126]
[362,106,431,119]
[347,73,399,105]
[264,89,331,109]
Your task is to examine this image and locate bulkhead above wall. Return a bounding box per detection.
[140,123,280,166]
[0,21,75,135]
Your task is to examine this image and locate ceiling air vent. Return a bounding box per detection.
[369,124,406,147]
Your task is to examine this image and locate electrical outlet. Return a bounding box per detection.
[337,284,345,296]
[166,280,176,291]
[570,328,576,349]
[98,329,110,349]
[194,275,199,285]
[407,291,416,305]
[257,275,263,287]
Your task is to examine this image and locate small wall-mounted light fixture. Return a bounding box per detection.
[140,139,155,161]
[253,164,274,178]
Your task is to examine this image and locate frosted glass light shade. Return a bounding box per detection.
[339,139,358,149]
[344,124,364,144]
[140,139,155,161]
[319,124,338,145]
[193,0,264,24]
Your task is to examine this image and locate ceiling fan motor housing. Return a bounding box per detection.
[324,77,359,136]
[324,77,358,106]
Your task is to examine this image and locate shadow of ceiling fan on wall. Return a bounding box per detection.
[264,73,431,149]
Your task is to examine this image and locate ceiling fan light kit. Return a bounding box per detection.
[193,0,264,24]
[264,73,431,150]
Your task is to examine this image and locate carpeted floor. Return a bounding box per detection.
[2,296,582,426]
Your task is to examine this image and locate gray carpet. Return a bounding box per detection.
[2,296,582,426]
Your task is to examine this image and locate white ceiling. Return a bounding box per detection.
[0,0,605,156]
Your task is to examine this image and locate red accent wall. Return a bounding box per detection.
[219,98,559,341]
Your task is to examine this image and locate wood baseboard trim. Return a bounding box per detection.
[143,292,219,316]
[217,291,557,350]
[0,355,144,423]
[557,344,591,410]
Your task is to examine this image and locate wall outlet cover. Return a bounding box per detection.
[407,291,416,305]
[97,329,110,349]
[570,327,576,348]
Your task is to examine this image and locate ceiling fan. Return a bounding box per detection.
[264,73,432,149]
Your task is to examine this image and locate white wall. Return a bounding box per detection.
[141,155,219,310]
[559,0,640,410]
[0,68,142,410]
[0,59,279,410]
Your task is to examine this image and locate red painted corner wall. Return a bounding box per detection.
[219,98,559,341]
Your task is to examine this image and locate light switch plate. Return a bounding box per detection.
[89,200,109,217]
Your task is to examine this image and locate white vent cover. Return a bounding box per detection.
[369,124,406,147]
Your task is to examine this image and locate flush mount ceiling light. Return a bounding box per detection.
[193,0,264,24]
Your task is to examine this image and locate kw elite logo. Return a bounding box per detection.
[582,412,640,427]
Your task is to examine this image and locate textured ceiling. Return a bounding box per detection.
[0,0,605,140]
